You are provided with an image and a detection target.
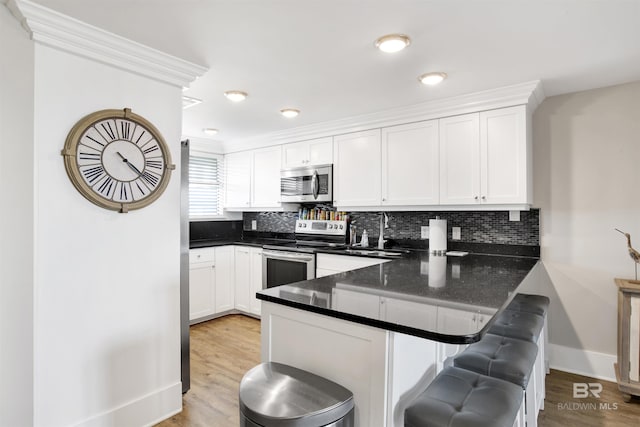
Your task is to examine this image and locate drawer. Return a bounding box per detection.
[189,248,216,264]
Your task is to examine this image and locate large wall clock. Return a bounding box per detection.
[61,108,175,213]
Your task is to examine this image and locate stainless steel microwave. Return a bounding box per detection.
[280,164,332,203]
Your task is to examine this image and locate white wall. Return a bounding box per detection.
[533,81,640,380]
[31,44,183,425]
[0,5,35,426]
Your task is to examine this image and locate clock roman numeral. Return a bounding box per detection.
[79,152,101,161]
[120,182,129,201]
[145,159,163,170]
[97,176,114,197]
[84,135,105,147]
[143,145,159,155]
[136,181,147,196]
[135,130,146,145]
[120,121,132,141]
[141,170,159,187]
[82,165,106,184]
[100,122,116,141]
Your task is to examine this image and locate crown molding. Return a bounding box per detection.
[5,0,208,87]
[223,80,545,153]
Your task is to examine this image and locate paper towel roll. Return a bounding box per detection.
[428,254,447,288]
[429,218,447,253]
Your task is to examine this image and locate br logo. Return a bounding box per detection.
[573,382,603,398]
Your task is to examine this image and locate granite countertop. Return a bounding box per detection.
[257,252,538,344]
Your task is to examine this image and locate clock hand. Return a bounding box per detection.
[117,151,143,176]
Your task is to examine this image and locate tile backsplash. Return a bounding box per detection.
[243,209,539,246]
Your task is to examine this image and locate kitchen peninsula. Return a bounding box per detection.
[257,252,538,427]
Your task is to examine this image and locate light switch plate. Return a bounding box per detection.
[509,210,521,222]
[421,226,429,239]
[251,220,257,230]
[452,227,461,240]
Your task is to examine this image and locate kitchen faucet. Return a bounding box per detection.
[378,212,389,249]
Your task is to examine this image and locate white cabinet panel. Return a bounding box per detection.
[332,288,381,318]
[189,248,216,322]
[234,246,251,312]
[333,129,381,206]
[214,246,235,313]
[308,137,333,165]
[252,146,282,208]
[234,246,262,316]
[249,248,263,316]
[480,105,528,204]
[189,263,215,321]
[225,151,252,209]
[282,137,333,168]
[381,298,438,331]
[382,120,439,206]
[437,306,479,336]
[439,113,480,205]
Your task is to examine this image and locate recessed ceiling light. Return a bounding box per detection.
[375,34,411,53]
[418,72,447,86]
[224,90,248,102]
[280,108,300,118]
[203,128,219,136]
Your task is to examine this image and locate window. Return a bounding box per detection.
[189,151,223,218]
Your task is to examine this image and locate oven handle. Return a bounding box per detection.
[311,170,319,200]
[262,250,315,262]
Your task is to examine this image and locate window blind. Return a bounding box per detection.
[189,152,223,218]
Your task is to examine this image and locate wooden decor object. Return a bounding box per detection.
[614,278,640,402]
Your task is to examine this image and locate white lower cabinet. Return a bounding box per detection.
[234,246,263,316]
[249,248,263,315]
[214,246,235,313]
[189,246,237,324]
[437,306,489,335]
[189,248,216,323]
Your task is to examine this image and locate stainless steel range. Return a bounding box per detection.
[262,219,348,289]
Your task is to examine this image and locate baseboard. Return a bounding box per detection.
[72,382,182,427]
[549,343,616,382]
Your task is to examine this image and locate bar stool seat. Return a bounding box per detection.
[453,333,538,387]
[404,366,523,427]
[488,308,544,342]
[453,333,538,427]
[507,293,550,317]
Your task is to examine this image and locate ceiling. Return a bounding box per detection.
[30,0,640,145]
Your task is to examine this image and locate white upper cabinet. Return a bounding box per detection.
[225,146,283,210]
[225,151,252,209]
[252,145,282,207]
[333,129,382,206]
[439,113,481,205]
[381,120,439,206]
[480,105,529,204]
[282,137,333,168]
[439,106,529,206]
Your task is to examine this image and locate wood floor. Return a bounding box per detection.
[157,315,640,427]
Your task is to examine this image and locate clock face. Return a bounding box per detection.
[63,109,174,212]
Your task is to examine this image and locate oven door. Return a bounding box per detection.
[262,250,316,289]
[280,165,332,203]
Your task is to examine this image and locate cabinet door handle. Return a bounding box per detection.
[474,196,479,201]
[481,196,486,201]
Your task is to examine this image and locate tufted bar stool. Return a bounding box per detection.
[494,294,550,413]
[404,366,524,427]
[453,333,538,427]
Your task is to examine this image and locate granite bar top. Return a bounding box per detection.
[257,252,538,344]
